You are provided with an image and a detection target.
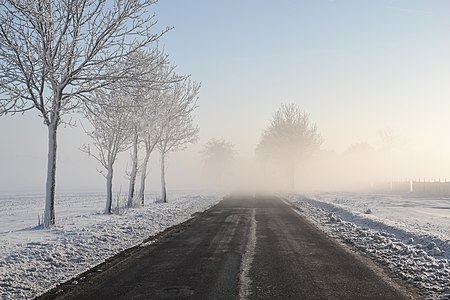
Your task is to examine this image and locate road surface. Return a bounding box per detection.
[37,195,421,299]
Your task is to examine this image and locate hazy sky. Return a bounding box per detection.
[1,0,450,194]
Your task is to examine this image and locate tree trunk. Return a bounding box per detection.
[105,166,113,214]
[138,150,151,206]
[44,122,57,228]
[161,153,167,203]
[127,129,139,208]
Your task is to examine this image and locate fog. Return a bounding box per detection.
[2,101,450,196]
[2,1,450,196]
[200,136,450,195]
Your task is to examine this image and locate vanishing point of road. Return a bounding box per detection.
[38,195,421,300]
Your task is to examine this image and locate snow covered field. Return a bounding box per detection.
[0,192,221,299]
[3,191,449,299]
[286,192,450,300]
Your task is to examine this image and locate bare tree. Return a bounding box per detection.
[124,57,176,208]
[82,49,168,212]
[137,115,162,206]
[136,90,167,205]
[377,127,405,179]
[256,103,323,190]
[136,65,182,206]
[127,126,140,207]
[377,127,403,152]
[157,79,200,203]
[0,0,167,227]
[201,138,236,186]
[123,52,167,207]
[81,90,133,214]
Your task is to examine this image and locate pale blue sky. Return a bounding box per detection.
[1,0,450,193]
[153,0,450,150]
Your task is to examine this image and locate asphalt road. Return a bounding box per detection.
[37,195,421,300]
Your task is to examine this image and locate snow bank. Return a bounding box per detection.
[286,193,450,300]
[0,192,221,299]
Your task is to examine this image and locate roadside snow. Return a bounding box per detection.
[286,192,450,300]
[0,192,221,300]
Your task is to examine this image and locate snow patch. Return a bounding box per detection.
[0,192,221,299]
[286,193,450,300]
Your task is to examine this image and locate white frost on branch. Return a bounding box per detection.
[157,78,200,203]
[0,0,167,227]
[81,90,134,214]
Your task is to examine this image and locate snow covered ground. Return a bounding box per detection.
[286,192,450,300]
[0,191,221,299]
[3,191,449,299]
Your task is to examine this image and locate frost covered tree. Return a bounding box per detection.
[256,103,323,190]
[136,66,183,206]
[124,52,170,208]
[377,127,404,180]
[82,50,169,212]
[81,90,133,214]
[0,0,166,227]
[127,89,163,208]
[137,109,163,206]
[201,138,236,185]
[377,127,403,152]
[157,79,200,203]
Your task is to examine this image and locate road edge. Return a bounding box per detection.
[34,202,221,300]
[279,196,424,300]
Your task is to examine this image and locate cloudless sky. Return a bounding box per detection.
[154,0,450,148]
[1,0,450,193]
